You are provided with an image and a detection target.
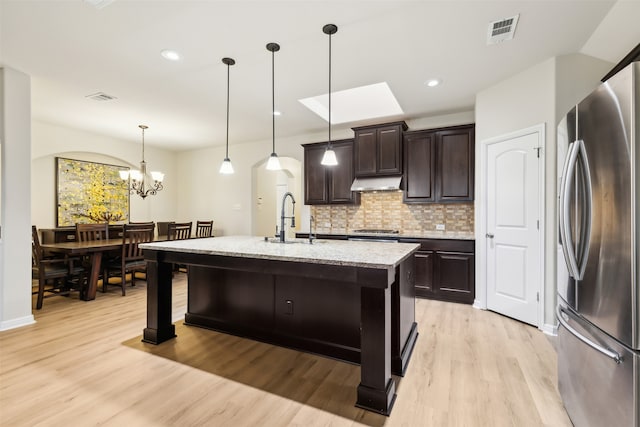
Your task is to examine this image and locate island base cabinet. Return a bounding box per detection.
[142,248,418,416]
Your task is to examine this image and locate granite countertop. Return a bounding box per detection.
[140,235,420,269]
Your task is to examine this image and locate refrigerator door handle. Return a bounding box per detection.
[556,305,622,364]
[575,140,593,280]
[559,141,580,279]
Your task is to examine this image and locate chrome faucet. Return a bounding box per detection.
[279,192,296,242]
[309,215,315,244]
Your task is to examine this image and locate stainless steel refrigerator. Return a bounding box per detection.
[557,61,640,426]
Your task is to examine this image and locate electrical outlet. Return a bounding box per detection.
[435,224,445,231]
[324,222,331,228]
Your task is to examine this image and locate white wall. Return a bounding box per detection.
[31,120,178,228]
[0,67,34,330]
[475,53,612,328]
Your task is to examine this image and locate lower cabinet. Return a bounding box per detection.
[400,238,475,304]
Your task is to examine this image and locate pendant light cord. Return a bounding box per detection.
[328,30,332,149]
[271,48,275,154]
[141,126,145,162]
[226,62,230,158]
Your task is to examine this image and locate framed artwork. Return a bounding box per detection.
[56,157,130,227]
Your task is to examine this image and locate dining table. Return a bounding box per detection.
[40,238,123,300]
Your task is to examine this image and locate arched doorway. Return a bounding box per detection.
[251,157,302,238]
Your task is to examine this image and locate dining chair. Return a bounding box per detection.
[167,222,192,240]
[75,222,109,242]
[103,223,155,296]
[32,226,86,309]
[156,221,172,240]
[195,220,213,238]
[167,222,192,273]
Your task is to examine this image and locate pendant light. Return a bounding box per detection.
[320,24,338,166]
[219,57,235,174]
[266,42,282,171]
[120,125,164,199]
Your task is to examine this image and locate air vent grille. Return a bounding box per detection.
[85,92,117,101]
[487,14,519,45]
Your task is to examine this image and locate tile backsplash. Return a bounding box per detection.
[311,192,474,234]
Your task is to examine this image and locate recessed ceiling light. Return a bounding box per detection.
[299,82,403,124]
[161,50,181,61]
[425,79,441,87]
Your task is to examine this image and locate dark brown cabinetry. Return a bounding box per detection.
[400,238,475,304]
[353,121,407,177]
[403,124,475,203]
[303,139,359,205]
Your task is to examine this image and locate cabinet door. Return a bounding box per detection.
[413,250,434,298]
[377,125,402,175]
[403,131,435,203]
[328,141,358,204]
[436,127,474,202]
[354,129,377,176]
[434,251,475,304]
[304,145,328,205]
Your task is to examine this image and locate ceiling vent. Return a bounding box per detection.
[487,14,519,45]
[85,92,117,101]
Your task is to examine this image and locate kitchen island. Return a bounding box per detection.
[140,236,419,415]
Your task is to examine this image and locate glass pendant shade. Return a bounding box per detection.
[219,157,234,174]
[266,152,281,170]
[150,171,165,182]
[320,148,338,166]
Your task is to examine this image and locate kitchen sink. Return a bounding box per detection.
[264,237,326,244]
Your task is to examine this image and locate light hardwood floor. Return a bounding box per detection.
[1,276,571,426]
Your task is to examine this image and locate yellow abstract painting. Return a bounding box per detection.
[56,157,130,226]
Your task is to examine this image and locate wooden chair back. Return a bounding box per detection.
[31,226,45,267]
[122,223,155,261]
[157,221,172,238]
[167,222,192,240]
[32,225,85,309]
[76,223,109,242]
[195,220,213,238]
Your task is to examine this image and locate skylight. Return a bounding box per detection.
[299,82,403,124]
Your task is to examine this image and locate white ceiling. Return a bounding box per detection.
[1,0,639,151]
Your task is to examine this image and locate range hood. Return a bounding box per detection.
[350,176,402,192]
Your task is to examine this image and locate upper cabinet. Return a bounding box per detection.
[303,139,360,205]
[403,124,475,203]
[353,121,407,177]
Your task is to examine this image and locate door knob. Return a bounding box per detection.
[486,233,494,239]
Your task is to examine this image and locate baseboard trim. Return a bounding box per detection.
[541,322,558,336]
[472,299,485,310]
[0,314,36,331]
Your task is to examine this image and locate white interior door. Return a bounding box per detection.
[485,131,541,326]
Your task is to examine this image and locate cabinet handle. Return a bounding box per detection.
[486,233,494,239]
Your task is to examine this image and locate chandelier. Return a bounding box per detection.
[120,124,164,199]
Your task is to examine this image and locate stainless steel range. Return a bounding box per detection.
[349,229,400,242]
